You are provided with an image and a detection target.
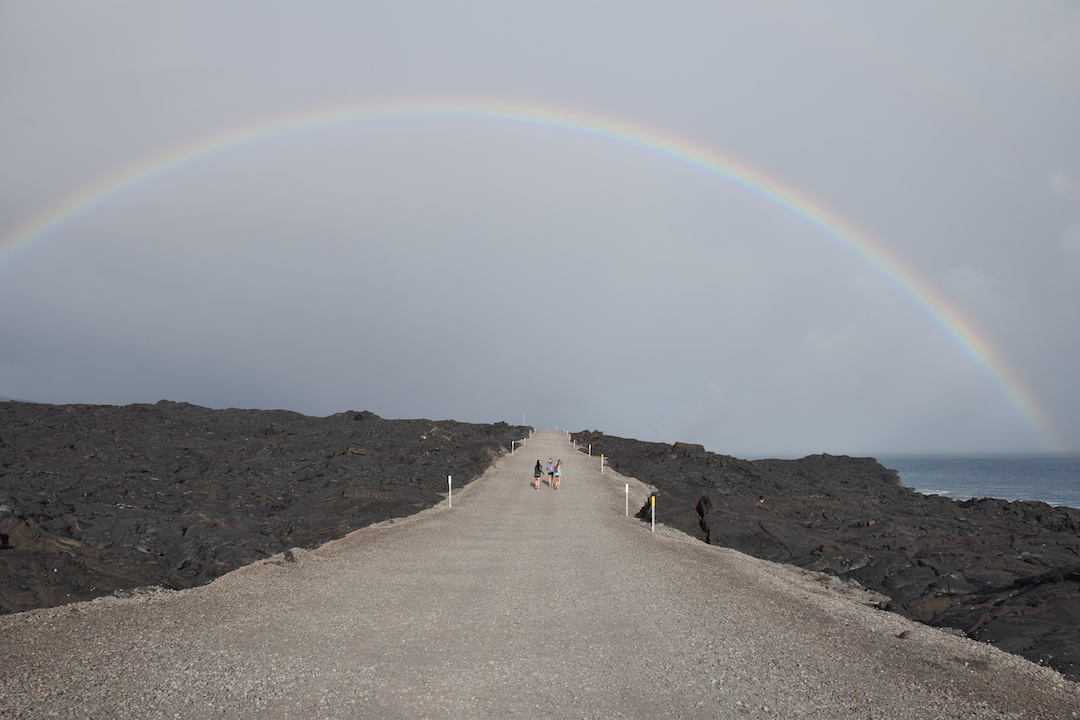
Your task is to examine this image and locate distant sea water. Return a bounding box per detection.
[876,455,1080,510]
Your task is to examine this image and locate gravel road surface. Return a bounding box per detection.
[2,431,1077,719]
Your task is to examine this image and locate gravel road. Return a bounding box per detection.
[2,431,1077,719]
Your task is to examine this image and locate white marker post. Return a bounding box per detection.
[651,494,655,533]
[448,475,453,508]
[625,484,629,517]
[600,454,605,473]
[588,444,592,457]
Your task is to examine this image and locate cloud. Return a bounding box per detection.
[1062,223,1080,262]
[946,265,1002,300]
[941,265,1023,331]
[1049,170,1080,205]
[3,2,1079,456]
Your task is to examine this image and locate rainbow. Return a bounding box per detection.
[0,97,1059,448]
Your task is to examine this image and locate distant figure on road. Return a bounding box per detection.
[534,460,543,490]
[547,459,555,487]
[554,459,563,490]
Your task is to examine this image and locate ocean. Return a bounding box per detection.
[876,454,1080,510]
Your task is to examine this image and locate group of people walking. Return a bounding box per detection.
[533,458,562,490]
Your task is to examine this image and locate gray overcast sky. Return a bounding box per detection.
[2,2,1078,457]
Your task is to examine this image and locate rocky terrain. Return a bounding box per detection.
[573,430,1080,682]
[0,401,526,614]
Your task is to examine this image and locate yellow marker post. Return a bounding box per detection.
[600,454,605,474]
[650,494,655,533]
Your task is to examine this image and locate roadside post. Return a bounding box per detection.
[448,475,452,508]
[601,454,605,473]
[625,484,629,516]
[651,494,655,532]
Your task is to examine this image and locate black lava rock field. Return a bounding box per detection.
[0,401,526,615]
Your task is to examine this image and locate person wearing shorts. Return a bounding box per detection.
[533,460,543,490]
[546,459,555,487]
[554,459,563,489]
